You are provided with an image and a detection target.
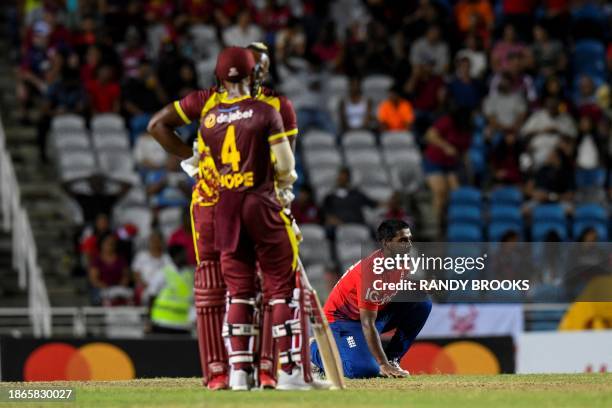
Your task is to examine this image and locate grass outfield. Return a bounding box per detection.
[1,374,611,408]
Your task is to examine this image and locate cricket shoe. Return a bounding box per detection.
[229,369,253,391]
[207,374,229,391]
[310,365,334,390]
[389,358,410,376]
[277,366,313,391]
[258,371,277,389]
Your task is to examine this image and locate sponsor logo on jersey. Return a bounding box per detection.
[204,113,216,128]
[216,109,254,125]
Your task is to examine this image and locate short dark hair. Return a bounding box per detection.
[376,219,410,242]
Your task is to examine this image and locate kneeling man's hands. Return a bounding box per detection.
[379,363,409,378]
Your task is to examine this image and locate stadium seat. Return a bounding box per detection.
[336,223,371,243]
[58,150,96,171]
[389,162,423,194]
[116,186,148,208]
[362,185,393,202]
[91,113,126,132]
[575,168,606,188]
[308,167,338,188]
[351,163,390,185]
[447,223,483,242]
[574,203,607,223]
[301,132,336,152]
[195,58,217,87]
[487,222,523,241]
[489,187,523,206]
[304,149,342,169]
[51,114,86,132]
[448,205,482,226]
[362,74,393,103]
[532,204,566,223]
[531,222,568,241]
[98,151,135,174]
[345,149,382,167]
[383,149,421,168]
[300,224,333,266]
[341,130,376,150]
[52,132,91,152]
[92,131,130,151]
[489,205,523,227]
[572,221,608,240]
[449,187,482,207]
[380,131,416,150]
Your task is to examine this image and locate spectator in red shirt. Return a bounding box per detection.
[490,131,523,185]
[168,211,197,266]
[88,233,131,305]
[423,104,474,231]
[403,58,446,136]
[86,65,121,113]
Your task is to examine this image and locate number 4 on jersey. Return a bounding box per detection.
[221,125,241,172]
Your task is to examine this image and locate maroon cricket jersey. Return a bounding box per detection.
[204,96,286,251]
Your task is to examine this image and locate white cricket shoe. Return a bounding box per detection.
[229,369,252,391]
[277,366,313,391]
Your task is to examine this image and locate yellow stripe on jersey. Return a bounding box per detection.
[268,132,288,143]
[256,94,281,111]
[279,210,299,271]
[173,101,191,125]
[189,201,200,265]
[284,128,298,137]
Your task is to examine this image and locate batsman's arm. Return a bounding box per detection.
[147,104,193,159]
[359,308,407,378]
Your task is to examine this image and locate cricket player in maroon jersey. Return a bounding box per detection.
[197,46,315,391]
[148,44,299,390]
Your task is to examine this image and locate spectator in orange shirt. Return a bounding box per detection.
[377,86,415,131]
[455,0,494,36]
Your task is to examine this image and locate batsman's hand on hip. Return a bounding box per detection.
[379,363,409,378]
[278,186,295,207]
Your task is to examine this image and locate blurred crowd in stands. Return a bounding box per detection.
[7,0,612,306]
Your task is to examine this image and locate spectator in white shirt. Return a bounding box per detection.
[222,10,263,47]
[410,25,449,75]
[483,73,527,138]
[521,96,577,169]
[132,230,172,302]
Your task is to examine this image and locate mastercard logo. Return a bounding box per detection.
[24,342,135,381]
[400,341,500,374]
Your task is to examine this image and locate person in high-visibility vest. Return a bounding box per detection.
[149,245,194,334]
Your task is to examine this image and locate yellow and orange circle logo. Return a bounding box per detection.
[204,113,216,128]
[400,341,500,374]
[24,342,135,381]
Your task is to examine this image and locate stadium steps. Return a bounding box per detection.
[0,45,88,308]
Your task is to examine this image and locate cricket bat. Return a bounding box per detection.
[298,258,346,390]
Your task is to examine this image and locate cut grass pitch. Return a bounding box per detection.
[1,374,611,408]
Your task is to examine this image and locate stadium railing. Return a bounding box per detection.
[0,306,148,338]
[0,116,51,337]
